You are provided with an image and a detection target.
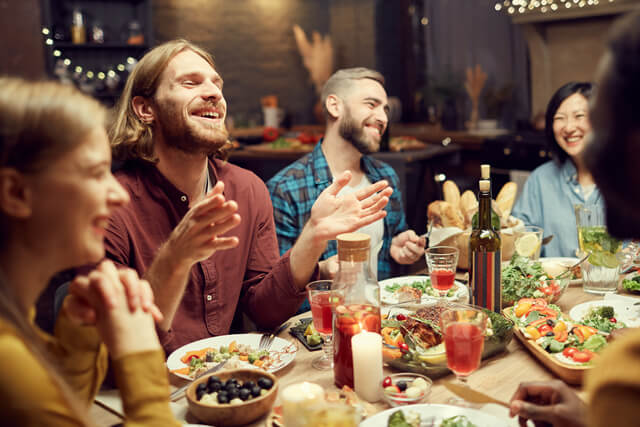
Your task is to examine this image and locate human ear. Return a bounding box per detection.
[0,169,31,218]
[131,96,155,124]
[325,94,342,120]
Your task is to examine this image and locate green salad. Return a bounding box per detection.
[501,254,547,304]
[384,278,457,298]
[623,275,640,292]
[581,306,626,333]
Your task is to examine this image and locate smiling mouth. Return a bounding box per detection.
[364,123,383,136]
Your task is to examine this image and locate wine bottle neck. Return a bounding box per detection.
[478,190,492,228]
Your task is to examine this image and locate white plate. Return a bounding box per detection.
[166,333,297,380]
[379,275,468,305]
[360,403,510,427]
[537,257,582,286]
[569,300,640,327]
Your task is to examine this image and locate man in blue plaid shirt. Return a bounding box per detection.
[267,68,425,302]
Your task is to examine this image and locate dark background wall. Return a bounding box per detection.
[153,0,333,125]
[0,0,46,79]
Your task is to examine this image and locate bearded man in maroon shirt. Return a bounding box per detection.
[105,39,392,353]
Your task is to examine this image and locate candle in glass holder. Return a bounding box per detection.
[281,382,325,427]
[352,330,382,402]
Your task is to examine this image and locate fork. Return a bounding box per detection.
[258,321,291,351]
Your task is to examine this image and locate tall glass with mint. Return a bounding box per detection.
[575,205,621,294]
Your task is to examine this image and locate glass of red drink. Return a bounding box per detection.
[440,306,487,401]
[307,280,340,370]
[425,246,459,298]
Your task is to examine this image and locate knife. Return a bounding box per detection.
[169,360,227,401]
[442,381,510,408]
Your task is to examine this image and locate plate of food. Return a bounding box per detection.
[504,298,611,384]
[167,334,297,380]
[501,255,571,307]
[569,300,640,331]
[381,302,513,378]
[539,257,583,285]
[359,403,510,427]
[379,275,469,305]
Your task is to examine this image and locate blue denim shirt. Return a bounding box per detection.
[267,141,408,280]
[512,160,603,257]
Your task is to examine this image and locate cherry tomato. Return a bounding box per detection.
[572,351,593,363]
[262,126,279,142]
[562,347,578,358]
[186,354,199,363]
[399,342,409,352]
[540,287,554,296]
[538,324,553,335]
[382,376,392,388]
[610,318,617,323]
[396,313,407,321]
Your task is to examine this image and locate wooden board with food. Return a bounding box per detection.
[503,298,620,384]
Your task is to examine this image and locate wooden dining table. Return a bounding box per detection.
[91,284,639,426]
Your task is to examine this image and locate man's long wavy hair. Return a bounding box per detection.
[110,39,228,163]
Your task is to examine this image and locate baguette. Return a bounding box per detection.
[459,190,478,228]
[427,200,464,229]
[496,182,518,218]
[443,180,461,207]
[427,200,446,227]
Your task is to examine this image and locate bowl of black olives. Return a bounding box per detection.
[186,368,278,426]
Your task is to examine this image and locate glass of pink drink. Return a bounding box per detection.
[307,280,341,370]
[425,246,459,298]
[440,307,487,403]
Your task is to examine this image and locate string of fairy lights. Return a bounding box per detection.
[494,0,614,15]
[40,26,139,97]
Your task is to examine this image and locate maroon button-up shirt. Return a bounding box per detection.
[105,159,307,354]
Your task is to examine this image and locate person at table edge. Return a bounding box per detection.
[509,10,640,427]
[267,68,426,291]
[511,81,603,258]
[102,40,392,354]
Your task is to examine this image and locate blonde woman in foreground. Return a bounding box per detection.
[0,77,180,426]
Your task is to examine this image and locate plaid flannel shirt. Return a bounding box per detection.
[267,141,408,281]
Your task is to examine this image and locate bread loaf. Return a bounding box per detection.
[427,200,464,229]
[496,182,517,218]
[443,180,461,207]
[459,190,478,228]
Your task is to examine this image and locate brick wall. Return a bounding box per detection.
[153,0,335,125]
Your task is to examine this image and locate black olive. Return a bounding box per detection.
[196,388,207,401]
[546,331,554,337]
[205,352,214,362]
[196,382,207,393]
[207,380,222,393]
[238,388,251,401]
[227,388,239,399]
[250,385,262,397]
[208,375,222,385]
[546,319,555,326]
[225,378,239,388]
[217,393,229,404]
[396,380,408,391]
[242,380,256,390]
[257,377,273,390]
[225,382,239,392]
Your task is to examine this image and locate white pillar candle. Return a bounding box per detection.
[281,382,325,427]
[352,330,383,402]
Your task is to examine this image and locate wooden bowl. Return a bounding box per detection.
[186,368,278,426]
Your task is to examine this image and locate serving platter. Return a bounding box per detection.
[379,275,469,305]
[503,306,590,385]
[166,334,297,380]
[359,403,511,427]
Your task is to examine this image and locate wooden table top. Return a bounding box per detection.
[92,286,639,426]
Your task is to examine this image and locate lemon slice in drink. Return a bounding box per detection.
[417,343,446,364]
[515,233,541,258]
[589,251,619,268]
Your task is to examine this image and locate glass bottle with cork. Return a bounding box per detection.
[332,232,381,389]
[469,164,502,312]
[71,8,86,44]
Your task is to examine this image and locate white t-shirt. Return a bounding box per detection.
[336,174,384,278]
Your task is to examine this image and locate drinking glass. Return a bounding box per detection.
[440,306,487,394]
[575,204,622,294]
[425,246,459,298]
[514,225,543,260]
[306,280,337,370]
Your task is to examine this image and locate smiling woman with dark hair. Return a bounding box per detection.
[509,11,640,427]
[511,81,603,257]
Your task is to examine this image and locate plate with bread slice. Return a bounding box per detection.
[379,275,469,305]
